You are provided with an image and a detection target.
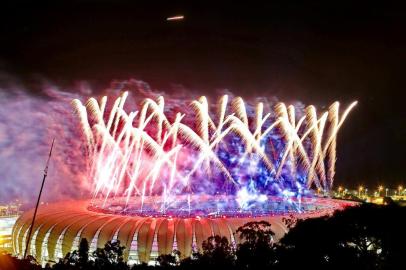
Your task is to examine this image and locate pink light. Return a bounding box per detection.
[167,15,184,21]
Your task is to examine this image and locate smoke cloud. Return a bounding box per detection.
[1,76,302,207]
[0,81,89,206]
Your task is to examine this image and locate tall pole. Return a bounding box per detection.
[23,138,55,259]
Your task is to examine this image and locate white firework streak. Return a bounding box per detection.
[72,92,357,208]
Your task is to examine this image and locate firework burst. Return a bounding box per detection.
[73,93,357,216]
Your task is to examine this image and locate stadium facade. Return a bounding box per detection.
[12,199,354,265]
[0,202,21,252]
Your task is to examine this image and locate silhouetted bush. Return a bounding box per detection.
[275,203,406,270]
[0,252,41,270]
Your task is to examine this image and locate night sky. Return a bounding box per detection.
[1,0,405,190]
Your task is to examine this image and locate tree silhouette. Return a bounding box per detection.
[201,235,235,267]
[277,203,406,270]
[0,252,41,270]
[180,235,235,268]
[156,249,180,267]
[78,238,89,267]
[235,220,275,269]
[92,240,127,270]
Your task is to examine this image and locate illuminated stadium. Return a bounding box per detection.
[13,92,357,264]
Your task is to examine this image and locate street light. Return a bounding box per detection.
[399,185,403,196]
[358,186,364,198]
[378,185,383,197]
[385,188,388,197]
[338,186,343,197]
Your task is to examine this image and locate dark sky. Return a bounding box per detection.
[1,0,405,189]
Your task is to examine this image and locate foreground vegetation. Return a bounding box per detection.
[1,203,405,270]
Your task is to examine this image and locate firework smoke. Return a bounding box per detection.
[0,83,87,205]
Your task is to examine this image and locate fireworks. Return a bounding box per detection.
[73,93,356,216]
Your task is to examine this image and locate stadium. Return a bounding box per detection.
[13,93,357,265]
[12,199,355,265]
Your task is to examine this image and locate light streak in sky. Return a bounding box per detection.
[167,15,184,21]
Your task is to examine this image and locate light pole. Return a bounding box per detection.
[358,186,364,198]
[378,185,383,197]
[385,188,388,197]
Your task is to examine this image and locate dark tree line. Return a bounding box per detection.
[1,203,405,270]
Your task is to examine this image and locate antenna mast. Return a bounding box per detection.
[23,138,55,259]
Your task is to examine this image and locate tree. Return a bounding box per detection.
[277,203,406,270]
[276,216,335,269]
[92,240,128,270]
[180,235,235,268]
[235,220,275,269]
[0,252,41,270]
[78,238,90,267]
[51,239,90,269]
[156,249,180,267]
[201,235,235,266]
